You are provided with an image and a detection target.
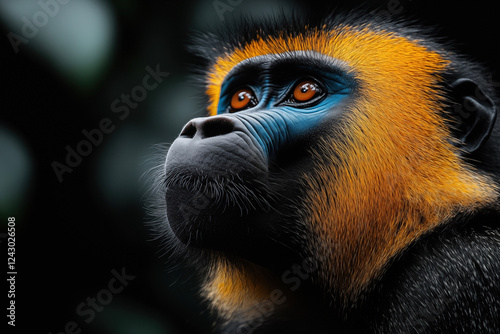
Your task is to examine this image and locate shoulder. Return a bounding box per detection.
[361,214,500,333]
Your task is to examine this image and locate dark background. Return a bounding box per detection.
[1,0,498,333]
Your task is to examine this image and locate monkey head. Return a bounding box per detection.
[153,13,499,324]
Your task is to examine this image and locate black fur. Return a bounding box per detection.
[359,212,500,333]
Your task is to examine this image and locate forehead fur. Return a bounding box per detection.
[192,11,451,117]
[189,10,495,116]
[206,26,448,116]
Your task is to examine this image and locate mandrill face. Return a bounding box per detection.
[164,51,356,268]
[165,52,355,263]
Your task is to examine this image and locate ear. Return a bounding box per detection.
[449,78,497,153]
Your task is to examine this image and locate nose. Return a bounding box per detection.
[179,116,236,139]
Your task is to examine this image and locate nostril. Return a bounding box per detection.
[179,122,197,138]
[201,117,235,138]
[179,117,236,139]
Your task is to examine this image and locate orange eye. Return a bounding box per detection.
[293,80,319,102]
[230,88,255,111]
